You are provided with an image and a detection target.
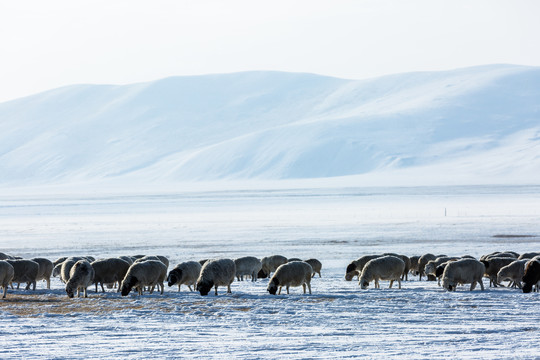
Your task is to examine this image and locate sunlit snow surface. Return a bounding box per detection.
[1,186,539,359]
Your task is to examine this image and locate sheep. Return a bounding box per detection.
[134,255,169,269]
[384,253,411,281]
[196,258,236,296]
[497,260,528,289]
[304,258,322,278]
[267,261,313,295]
[409,255,420,277]
[441,258,485,291]
[480,251,518,261]
[0,252,15,260]
[234,256,262,282]
[120,260,167,296]
[91,258,131,292]
[345,255,382,281]
[167,261,202,291]
[0,260,15,299]
[287,258,302,262]
[359,256,405,290]
[118,256,134,265]
[425,257,458,285]
[6,259,39,291]
[435,260,457,281]
[522,257,540,293]
[53,257,68,267]
[59,257,86,284]
[65,260,95,298]
[31,258,54,289]
[258,255,287,278]
[480,257,516,287]
[518,252,540,260]
[418,253,441,281]
[199,259,209,266]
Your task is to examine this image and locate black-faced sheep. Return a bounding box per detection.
[31,258,54,289]
[345,255,382,281]
[167,261,202,291]
[91,258,131,292]
[258,255,287,278]
[425,257,458,285]
[65,260,95,298]
[0,260,15,299]
[234,256,262,282]
[481,257,516,287]
[304,258,322,278]
[522,257,540,293]
[121,260,168,296]
[196,258,236,296]
[418,253,441,281]
[6,259,39,291]
[497,259,528,289]
[442,258,485,291]
[359,256,405,290]
[267,261,313,295]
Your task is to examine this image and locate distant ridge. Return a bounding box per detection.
[1,64,539,188]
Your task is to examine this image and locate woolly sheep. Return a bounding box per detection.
[441,258,485,291]
[481,257,516,287]
[134,255,169,269]
[6,259,39,291]
[522,257,540,293]
[196,258,236,296]
[65,260,95,298]
[518,252,540,260]
[267,261,313,295]
[409,255,420,277]
[31,258,54,289]
[345,255,382,281]
[384,253,411,281]
[480,251,518,261]
[258,255,287,278]
[425,257,458,285]
[359,256,405,290]
[59,257,86,284]
[234,256,262,282]
[304,258,322,278]
[418,253,441,281]
[118,256,134,265]
[167,261,202,291]
[0,252,15,260]
[0,260,15,299]
[91,258,131,292]
[287,258,302,262]
[121,260,167,296]
[497,260,528,289]
[53,257,68,267]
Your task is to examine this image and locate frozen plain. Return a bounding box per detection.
[1,185,539,359]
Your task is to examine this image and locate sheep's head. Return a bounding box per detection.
[167,269,181,287]
[345,263,357,281]
[267,278,279,295]
[442,277,456,291]
[197,279,213,296]
[435,265,445,278]
[257,269,268,279]
[65,285,75,298]
[360,280,369,289]
[120,276,137,296]
[522,283,533,293]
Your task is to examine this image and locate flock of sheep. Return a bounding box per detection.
[0,250,539,300]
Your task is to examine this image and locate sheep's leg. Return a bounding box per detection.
[227,284,231,294]
[398,278,401,289]
[180,285,184,292]
[149,285,155,294]
[84,287,88,298]
[17,283,21,290]
[2,286,6,299]
[159,282,164,295]
[101,283,105,292]
[302,284,306,294]
[214,285,218,296]
[470,281,476,291]
[278,286,282,295]
[307,282,312,294]
[286,286,290,294]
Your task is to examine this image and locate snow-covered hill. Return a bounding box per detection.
[1,64,539,189]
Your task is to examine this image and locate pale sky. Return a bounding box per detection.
[1,0,539,103]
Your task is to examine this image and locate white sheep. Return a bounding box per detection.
[167,261,202,291]
[196,258,236,296]
[234,256,262,282]
[418,253,440,281]
[359,256,405,289]
[31,258,54,289]
[304,258,322,278]
[258,255,288,278]
[0,260,15,299]
[345,255,382,281]
[120,260,168,296]
[59,257,85,284]
[6,259,39,291]
[442,258,485,291]
[481,257,517,287]
[425,257,458,285]
[497,259,528,289]
[384,253,411,281]
[65,260,95,298]
[267,261,313,295]
[134,255,169,269]
[118,256,134,265]
[91,258,131,292]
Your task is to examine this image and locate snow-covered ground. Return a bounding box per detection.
[1,185,539,359]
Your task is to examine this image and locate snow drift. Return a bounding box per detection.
[1,64,539,188]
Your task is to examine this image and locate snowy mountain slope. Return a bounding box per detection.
[0,65,539,187]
